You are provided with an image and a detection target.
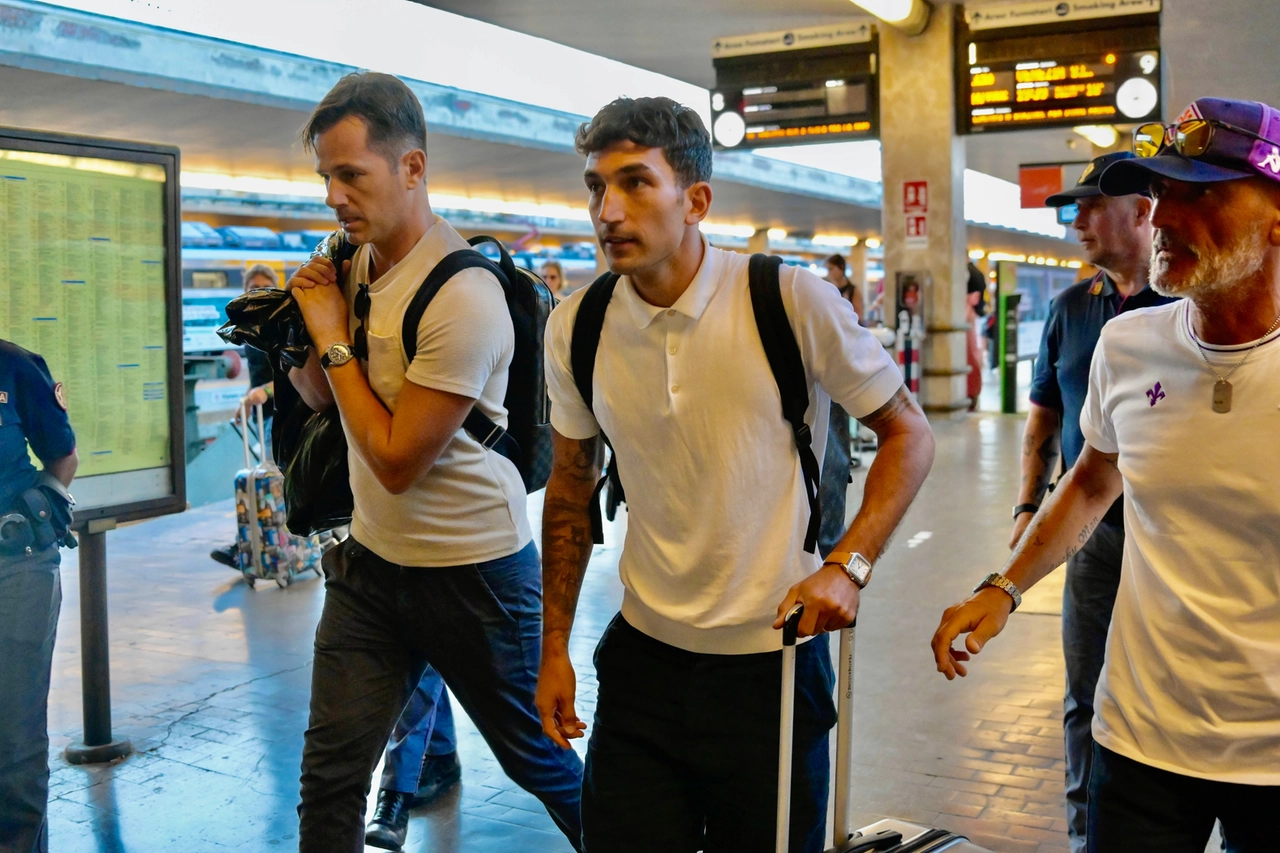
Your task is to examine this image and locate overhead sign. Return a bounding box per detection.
[711,20,879,150]
[0,127,185,524]
[957,4,1161,134]
[965,0,1161,30]
[712,21,873,58]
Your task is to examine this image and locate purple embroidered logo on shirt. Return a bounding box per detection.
[1146,382,1166,407]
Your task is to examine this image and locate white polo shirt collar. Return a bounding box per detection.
[618,236,724,329]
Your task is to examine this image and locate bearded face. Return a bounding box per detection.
[1150,216,1268,298]
[1147,177,1276,299]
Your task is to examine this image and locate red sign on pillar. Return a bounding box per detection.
[903,180,929,213]
[903,181,929,248]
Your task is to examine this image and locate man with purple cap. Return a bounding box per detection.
[931,97,1280,852]
[1011,150,1175,852]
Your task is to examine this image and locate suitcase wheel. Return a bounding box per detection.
[276,574,290,589]
[244,575,256,589]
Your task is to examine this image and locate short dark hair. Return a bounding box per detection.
[826,254,847,269]
[575,97,712,187]
[302,72,427,167]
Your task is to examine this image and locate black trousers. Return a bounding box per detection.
[297,538,583,852]
[582,615,836,853]
[1089,744,1280,852]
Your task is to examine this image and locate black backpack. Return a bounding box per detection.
[570,253,822,552]
[400,235,556,493]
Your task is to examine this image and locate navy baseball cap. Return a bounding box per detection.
[1100,98,1280,196]
[1044,151,1144,207]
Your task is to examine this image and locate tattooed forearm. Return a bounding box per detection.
[541,434,602,645]
[857,386,912,434]
[1017,405,1061,505]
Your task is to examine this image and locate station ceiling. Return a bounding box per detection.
[418,0,1280,183]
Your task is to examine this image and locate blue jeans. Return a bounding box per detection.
[819,403,852,557]
[582,616,836,853]
[379,664,456,793]
[298,539,583,852]
[1088,744,1280,852]
[0,545,61,853]
[1061,520,1122,852]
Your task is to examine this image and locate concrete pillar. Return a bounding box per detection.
[747,228,769,255]
[848,242,868,293]
[879,3,970,413]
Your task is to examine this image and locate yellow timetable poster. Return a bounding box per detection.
[0,151,170,478]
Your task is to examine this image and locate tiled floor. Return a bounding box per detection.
[45,412,1077,852]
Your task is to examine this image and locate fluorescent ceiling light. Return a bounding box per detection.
[865,238,882,249]
[968,249,986,260]
[767,228,788,241]
[1073,125,1120,148]
[848,0,932,34]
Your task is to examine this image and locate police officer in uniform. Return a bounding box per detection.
[0,339,78,853]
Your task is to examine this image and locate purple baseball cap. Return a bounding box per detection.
[1099,98,1280,196]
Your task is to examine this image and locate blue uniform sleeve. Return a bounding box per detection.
[15,352,76,463]
[1029,296,1064,412]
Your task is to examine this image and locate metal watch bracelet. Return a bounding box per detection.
[974,572,1022,612]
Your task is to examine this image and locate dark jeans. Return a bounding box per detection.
[297,539,583,852]
[1061,519,1122,852]
[0,545,61,853]
[379,663,456,793]
[582,615,836,853]
[1089,744,1280,852]
[819,403,853,557]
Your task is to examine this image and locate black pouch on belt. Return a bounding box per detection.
[16,486,58,551]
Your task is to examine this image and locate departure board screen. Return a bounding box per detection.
[711,22,878,150]
[0,130,184,521]
[957,7,1162,135]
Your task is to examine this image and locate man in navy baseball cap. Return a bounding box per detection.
[1017,148,1172,853]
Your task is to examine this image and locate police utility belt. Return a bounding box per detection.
[0,472,76,557]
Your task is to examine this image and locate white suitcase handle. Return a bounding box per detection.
[777,606,858,853]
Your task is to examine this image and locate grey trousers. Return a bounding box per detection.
[0,544,61,853]
[1061,521,1123,853]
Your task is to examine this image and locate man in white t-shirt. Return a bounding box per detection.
[534,97,935,852]
[931,97,1280,851]
[286,73,582,853]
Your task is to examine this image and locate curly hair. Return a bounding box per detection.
[575,97,712,187]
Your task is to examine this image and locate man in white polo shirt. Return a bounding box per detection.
[930,97,1280,851]
[535,97,935,852]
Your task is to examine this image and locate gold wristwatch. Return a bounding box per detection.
[824,550,873,588]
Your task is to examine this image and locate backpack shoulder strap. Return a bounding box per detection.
[569,271,622,544]
[569,271,620,410]
[747,253,823,554]
[401,248,522,464]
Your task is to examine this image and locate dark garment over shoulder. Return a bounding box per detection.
[1030,275,1176,526]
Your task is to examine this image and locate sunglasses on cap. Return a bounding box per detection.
[1133,118,1274,159]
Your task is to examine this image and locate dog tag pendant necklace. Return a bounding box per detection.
[1193,310,1280,414]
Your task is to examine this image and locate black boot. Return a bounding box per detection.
[410,752,462,807]
[365,789,411,851]
[209,544,238,569]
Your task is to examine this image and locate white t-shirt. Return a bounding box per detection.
[343,215,532,567]
[1080,300,1280,784]
[545,241,902,655]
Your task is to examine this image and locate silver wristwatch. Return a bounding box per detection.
[320,342,355,370]
[974,572,1022,612]
[824,551,873,589]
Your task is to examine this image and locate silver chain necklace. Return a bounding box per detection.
[1191,308,1280,413]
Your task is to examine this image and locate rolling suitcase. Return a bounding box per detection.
[777,606,993,853]
[232,402,325,589]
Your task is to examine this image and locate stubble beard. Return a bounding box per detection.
[1149,221,1267,299]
